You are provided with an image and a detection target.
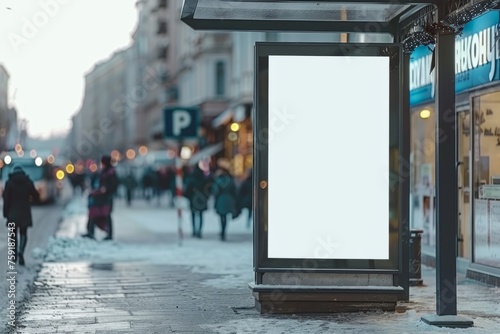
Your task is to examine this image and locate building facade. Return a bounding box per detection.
[0,64,9,152]
[410,11,500,285]
[133,0,169,148]
[68,48,135,162]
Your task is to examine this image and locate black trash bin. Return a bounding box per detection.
[409,229,424,286]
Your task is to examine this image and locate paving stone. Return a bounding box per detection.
[5,257,262,333]
[11,326,59,334]
[57,321,131,332]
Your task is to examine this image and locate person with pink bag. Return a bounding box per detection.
[82,155,119,240]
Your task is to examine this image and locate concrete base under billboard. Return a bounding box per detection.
[249,283,403,314]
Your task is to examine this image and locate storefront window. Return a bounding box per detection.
[410,105,436,248]
[457,109,471,259]
[472,92,500,268]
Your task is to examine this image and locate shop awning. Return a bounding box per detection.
[187,142,224,166]
[212,104,247,128]
[212,108,234,128]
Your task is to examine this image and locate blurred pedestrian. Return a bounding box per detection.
[212,160,237,241]
[122,172,138,207]
[2,164,40,266]
[184,164,212,238]
[163,166,175,207]
[83,155,119,240]
[141,167,155,202]
[237,169,253,229]
[156,166,170,206]
[69,172,86,196]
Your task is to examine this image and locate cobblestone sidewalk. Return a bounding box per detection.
[8,261,255,334]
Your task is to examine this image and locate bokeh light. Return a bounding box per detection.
[111,150,121,160]
[419,109,431,119]
[139,145,148,155]
[56,170,65,180]
[65,164,75,174]
[75,163,84,174]
[228,132,238,141]
[180,146,192,160]
[126,149,136,159]
[230,122,240,132]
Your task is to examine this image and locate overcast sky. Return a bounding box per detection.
[0,0,138,138]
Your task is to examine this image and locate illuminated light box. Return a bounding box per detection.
[254,43,400,270]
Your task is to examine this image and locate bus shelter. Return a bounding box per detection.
[181,0,499,328]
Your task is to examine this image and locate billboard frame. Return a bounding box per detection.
[253,42,402,274]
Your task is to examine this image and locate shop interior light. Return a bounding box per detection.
[4,155,12,164]
[420,109,431,119]
[35,157,43,166]
[180,146,192,160]
[230,122,240,132]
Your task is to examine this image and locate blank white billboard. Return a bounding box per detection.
[268,55,389,260]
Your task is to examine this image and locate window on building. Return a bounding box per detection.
[158,0,167,8]
[158,46,168,60]
[157,21,167,34]
[215,61,225,96]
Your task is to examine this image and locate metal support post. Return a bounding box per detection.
[175,144,184,246]
[422,28,473,329]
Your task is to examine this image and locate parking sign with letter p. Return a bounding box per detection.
[164,106,200,139]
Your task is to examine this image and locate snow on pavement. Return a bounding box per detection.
[28,195,500,333]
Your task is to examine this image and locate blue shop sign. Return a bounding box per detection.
[410,11,500,106]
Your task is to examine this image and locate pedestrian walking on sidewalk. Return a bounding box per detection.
[212,160,237,241]
[237,169,253,229]
[83,155,119,240]
[2,164,40,266]
[141,167,155,202]
[122,172,138,207]
[184,164,212,238]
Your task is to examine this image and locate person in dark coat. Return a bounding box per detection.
[69,172,86,195]
[141,168,155,202]
[2,164,40,266]
[83,155,119,240]
[212,162,237,241]
[184,164,212,238]
[237,169,253,229]
[122,172,138,207]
